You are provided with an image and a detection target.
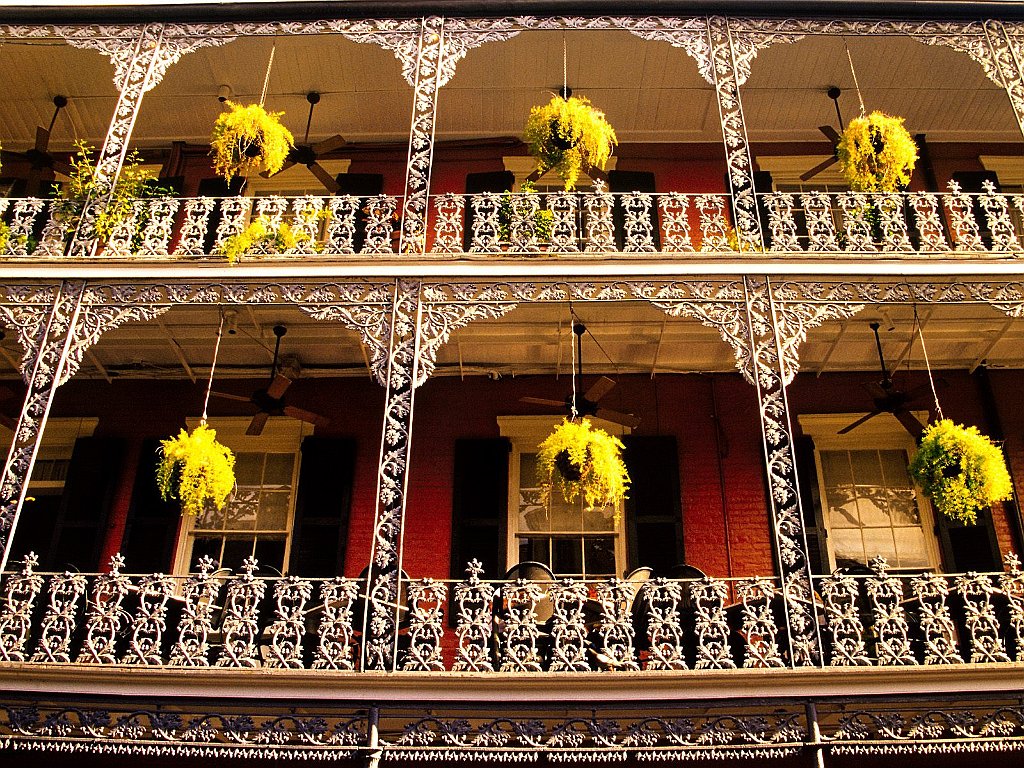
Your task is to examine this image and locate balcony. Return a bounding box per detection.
[3,184,1023,262]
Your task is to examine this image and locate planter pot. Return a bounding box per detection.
[555,449,583,481]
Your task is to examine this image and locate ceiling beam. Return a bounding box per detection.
[815,318,850,377]
[970,318,1014,373]
[86,350,112,384]
[157,318,197,383]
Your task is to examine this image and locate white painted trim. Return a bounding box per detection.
[979,156,1024,186]
[756,155,845,187]
[243,159,352,196]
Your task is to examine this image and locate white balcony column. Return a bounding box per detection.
[705,16,764,253]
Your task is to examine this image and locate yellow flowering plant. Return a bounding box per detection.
[836,111,918,192]
[908,419,1013,525]
[536,418,630,511]
[524,95,617,190]
[156,422,236,518]
[215,212,326,263]
[210,101,294,184]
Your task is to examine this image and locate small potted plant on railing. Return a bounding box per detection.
[837,111,918,193]
[156,421,236,518]
[524,95,617,191]
[908,419,1013,525]
[210,101,294,184]
[537,417,630,512]
[215,210,327,263]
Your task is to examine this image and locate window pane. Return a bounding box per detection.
[234,453,262,485]
[254,537,286,575]
[862,528,897,562]
[519,536,551,570]
[549,501,582,532]
[520,453,539,488]
[820,451,853,485]
[888,489,921,525]
[224,490,259,531]
[831,528,864,569]
[258,491,290,530]
[194,502,226,531]
[520,503,549,532]
[878,450,913,489]
[190,536,222,570]
[583,505,616,532]
[584,537,616,577]
[552,538,582,576]
[264,453,294,486]
[850,451,889,526]
[894,527,930,569]
[221,537,256,572]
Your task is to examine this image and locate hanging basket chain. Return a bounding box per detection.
[844,38,866,117]
[259,40,277,108]
[912,304,944,422]
[201,311,226,424]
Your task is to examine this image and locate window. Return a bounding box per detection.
[498,416,629,578]
[173,417,312,575]
[799,413,939,572]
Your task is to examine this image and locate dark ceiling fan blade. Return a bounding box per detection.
[283,405,329,427]
[799,155,839,182]
[893,409,926,439]
[837,410,884,435]
[260,158,298,179]
[594,407,641,429]
[209,390,253,403]
[50,159,73,178]
[246,411,270,437]
[519,396,567,408]
[584,376,616,404]
[306,161,342,194]
[34,125,50,154]
[266,373,292,400]
[311,133,347,155]
[819,125,841,145]
[865,380,891,401]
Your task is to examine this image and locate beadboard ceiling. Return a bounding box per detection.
[0,28,1018,155]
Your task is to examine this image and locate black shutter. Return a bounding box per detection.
[197,176,245,253]
[936,507,1002,573]
[464,171,515,251]
[334,173,385,253]
[608,170,660,252]
[622,435,684,576]
[122,438,180,574]
[451,438,509,580]
[794,435,830,575]
[289,437,356,578]
[49,436,125,572]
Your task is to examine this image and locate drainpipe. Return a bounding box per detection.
[366,705,382,768]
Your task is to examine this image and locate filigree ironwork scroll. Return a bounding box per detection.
[691,577,735,669]
[312,577,360,670]
[594,579,639,670]
[123,572,175,665]
[215,556,266,668]
[402,578,447,671]
[956,571,1011,663]
[452,560,495,672]
[76,554,131,664]
[738,577,785,668]
[1001,553,1024,662]
[548,579,589,672]
[169,555,221,667]
[31,570,88,663]
[912,573,962,665]
[819,572,870,666]
[0,553,43,662]
[499,579,544,672]
[265,577,313,669]
[643,578,687,670]
[866,556,916,666]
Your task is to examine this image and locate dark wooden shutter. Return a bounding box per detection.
[936,507,1002,573]
[334,173,385,253]
[794,435,830,575]
[197,176,245,253]
[464,171,515,251]
[289,437,356,578]
[608,170,660,252]
[622,435,683,576]
[48,436,125,572]
[451,438,509,580]
[121,438,180,574]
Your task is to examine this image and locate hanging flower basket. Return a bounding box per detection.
[210,101,294,184]
[908,419,1013,525]
[536,418,630,510]
[836,111,918,192]
[524,95,617,191]
[156,422,236,517]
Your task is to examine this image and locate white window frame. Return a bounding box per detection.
[497,415,630,578]
[798,412,941,573]
[243,159,353,197]
[0,417,99,495]
[172,416,313,576]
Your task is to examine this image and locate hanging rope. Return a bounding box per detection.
[569,306,579,421]
[562,35,568,99]
[259,39,277,108]
[844,38,866,117]
[201,311,226,425]
[913,304,944,421]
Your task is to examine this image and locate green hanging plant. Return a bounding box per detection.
[210,101,294,184]
[498,180,554,242]
[836,111,918,192]
[536,418,630,511]
[908,419,1013,525]
[156,422,236,517]
[524,95,617,191]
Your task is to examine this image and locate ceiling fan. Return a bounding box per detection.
[520,321,640,429]
[0,95,75,195]
[211,324,329,436]
[261,91,347,193]
[800,86,844,183]
[837,321,930,439]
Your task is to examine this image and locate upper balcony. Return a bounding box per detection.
[0,19,1021,269]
